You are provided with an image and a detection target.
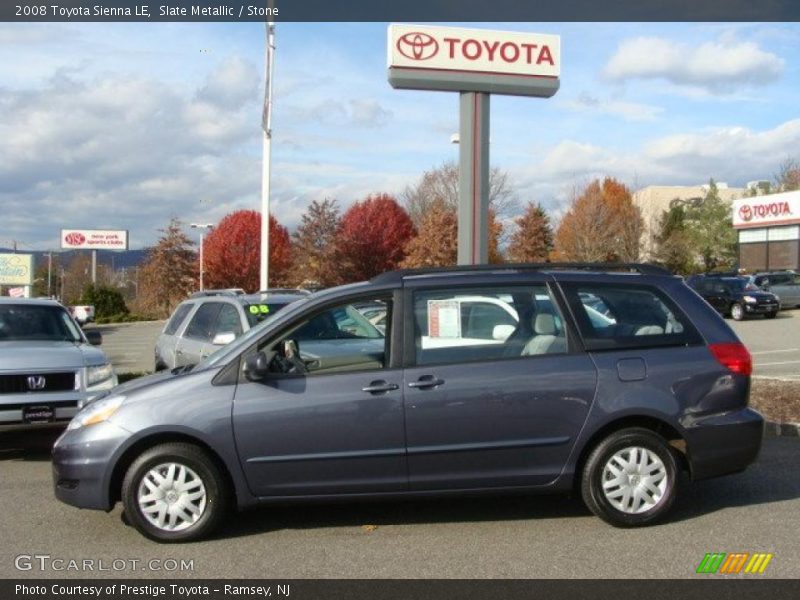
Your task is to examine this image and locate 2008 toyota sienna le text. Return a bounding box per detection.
[52,263,764,542]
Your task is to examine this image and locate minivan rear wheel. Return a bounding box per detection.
[121,443,229,543]
[581,428,677,527]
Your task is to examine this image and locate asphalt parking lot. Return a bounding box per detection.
[0,429,797,579]
[90,320,165,374]
[732,310,800,381]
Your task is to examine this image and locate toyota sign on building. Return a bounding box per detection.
[733,191,800,271]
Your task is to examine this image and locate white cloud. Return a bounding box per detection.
[510,119,800,215]
[603,35,784,93]
[565,92,663,121]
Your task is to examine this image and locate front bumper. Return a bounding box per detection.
[682,407,764,481]
[744,302,779,315]
[52,420,131,511]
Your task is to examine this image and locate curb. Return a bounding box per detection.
[764,421,800,437]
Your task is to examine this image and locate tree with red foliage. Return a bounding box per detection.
[332,194,416,283]
[203,210,292,292]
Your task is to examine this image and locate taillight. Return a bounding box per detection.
[709,342,752,376]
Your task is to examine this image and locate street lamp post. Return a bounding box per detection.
[190,223,214,291]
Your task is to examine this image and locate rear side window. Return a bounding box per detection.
[164,303,193,335]
[412,285,567,366]
[561,283,702,351]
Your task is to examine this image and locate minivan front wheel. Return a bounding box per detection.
[121,443,229,542]
[581,428,677,527]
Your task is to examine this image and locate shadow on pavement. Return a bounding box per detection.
[217,493,592,541]
[0,427,62,461]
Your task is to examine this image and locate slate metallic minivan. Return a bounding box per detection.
[53,264,764,542]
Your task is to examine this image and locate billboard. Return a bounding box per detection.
[0,253,34,286]
[733,191,800,229]
[388,24,560,97]
[61,229,129,250]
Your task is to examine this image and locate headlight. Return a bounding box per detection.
[774,294,780,302]
[67,395,125,431]
[742,295,757,303]
[87,363,114,387]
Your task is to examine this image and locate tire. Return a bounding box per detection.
[581,428,678,528]
[121,443,229,543]
[730,302,745,321]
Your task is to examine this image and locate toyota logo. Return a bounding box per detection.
[397,32,439,61]
[27,376,46,391]
[64,232,86,246]
[738,205,753,222]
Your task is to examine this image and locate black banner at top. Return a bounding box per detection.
[3,0,800,22]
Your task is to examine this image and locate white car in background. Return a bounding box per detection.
[68,304,95,325]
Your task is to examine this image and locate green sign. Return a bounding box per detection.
[0,253,34,286]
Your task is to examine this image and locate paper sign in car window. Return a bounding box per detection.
[248,306,260,315]
[427,299,461,338]
[259,305,270,313]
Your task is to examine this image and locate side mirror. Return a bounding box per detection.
[212,332,236,346]
[85,330,102,346]
[492,324,515,341]
[243,351,275,382]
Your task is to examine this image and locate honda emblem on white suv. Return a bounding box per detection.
[26,375,46,390]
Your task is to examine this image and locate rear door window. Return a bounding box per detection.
[561,284,702,351]
[164,303,193,335]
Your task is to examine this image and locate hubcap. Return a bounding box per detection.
[137,463,207,532]
[601,446,667,514]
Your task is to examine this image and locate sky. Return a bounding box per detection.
[1,21,799,250]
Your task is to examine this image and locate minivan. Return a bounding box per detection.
[53,263,763,542]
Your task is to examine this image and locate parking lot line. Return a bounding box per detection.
[754,360,800,366]
[751,349,799,355]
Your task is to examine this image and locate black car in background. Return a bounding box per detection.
[686,274,780,320]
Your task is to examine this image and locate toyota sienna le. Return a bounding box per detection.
[53,263,763,542]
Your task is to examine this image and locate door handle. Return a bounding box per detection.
[408,376,445,389]
[361,381,399,394]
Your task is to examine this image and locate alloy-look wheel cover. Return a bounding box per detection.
[601,446,668,514]
[137,462,207,532]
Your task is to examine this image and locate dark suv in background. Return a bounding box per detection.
[54,263,763,542]
[686,273,780,320]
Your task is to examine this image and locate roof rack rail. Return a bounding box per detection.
[370,262,672,285]
[255,288,312,296]
[189,288,245,298]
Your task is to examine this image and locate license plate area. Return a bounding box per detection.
[22,405,55,424]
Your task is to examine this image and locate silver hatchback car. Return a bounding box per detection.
[154,289,308,370]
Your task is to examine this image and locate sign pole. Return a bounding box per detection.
[457,92,490,265]
[91,250,97,285]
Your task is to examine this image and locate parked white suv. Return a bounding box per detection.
[0,298,117,428]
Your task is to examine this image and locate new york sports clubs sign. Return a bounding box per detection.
[387,24,560,97]
[61,229,129,250]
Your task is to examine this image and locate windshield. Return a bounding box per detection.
[244,302,288,327]
[0,304,83,342]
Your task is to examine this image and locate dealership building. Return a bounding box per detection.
[733,190,800,271]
